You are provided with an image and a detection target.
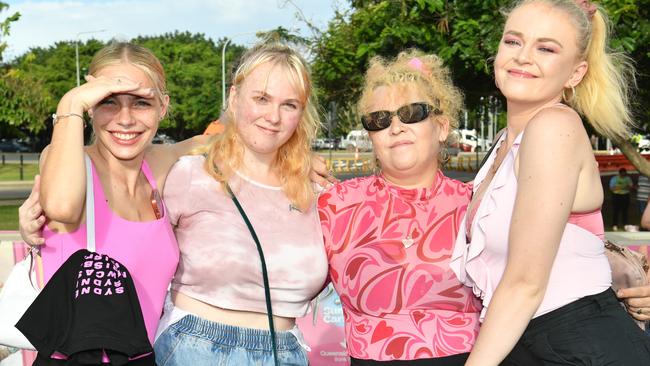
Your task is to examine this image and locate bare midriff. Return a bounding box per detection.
[171,290,296,331]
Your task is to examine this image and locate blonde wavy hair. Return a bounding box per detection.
[88,42,167,107]
[204,42,320,211]
[358,49,464,163]
[505,0,635,139]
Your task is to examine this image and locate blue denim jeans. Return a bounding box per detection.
[154,315,308,366]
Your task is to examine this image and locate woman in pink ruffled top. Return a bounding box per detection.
[318,50,484,366]
[451,1,650,365]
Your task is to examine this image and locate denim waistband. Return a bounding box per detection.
[526,288,618,335]
[171,314,300,351]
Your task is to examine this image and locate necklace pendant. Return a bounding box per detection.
[402,236,414,249]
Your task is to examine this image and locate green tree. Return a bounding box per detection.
[136,32,243,139]
[256,26,310,47]
[0,69,50,137]
[3,33,246,141]
[312,0,505,136]
[0,1,19,63]
[312,0,650,173]
[3,39,104,143]
[596,0,650,175]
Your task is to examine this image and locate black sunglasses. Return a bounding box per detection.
[361,102,442,132]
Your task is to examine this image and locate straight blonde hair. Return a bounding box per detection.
[203,42,320,211]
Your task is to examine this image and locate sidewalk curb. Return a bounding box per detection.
[0,180,34,187]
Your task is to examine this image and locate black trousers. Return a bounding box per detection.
[350,352,469,366]
[509,288,650,365]
[612,193,630,226]
[34,352,155,366]
[349,341,543,365]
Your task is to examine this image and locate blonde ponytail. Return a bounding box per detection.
[572,9,635,139]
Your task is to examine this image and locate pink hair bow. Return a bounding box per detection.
[407,57,430,76]
[575,0,597,19]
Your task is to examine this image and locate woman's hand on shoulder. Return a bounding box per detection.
[171,135,212,158]
[310,153,338,189]
[19,175,46,246]
[145,134,212,193]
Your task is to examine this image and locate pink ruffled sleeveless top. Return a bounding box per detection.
[319,173,482,361]
[42,158,179,345]
[451,131,611,320]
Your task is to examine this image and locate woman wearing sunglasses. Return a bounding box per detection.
[318,50,481,365]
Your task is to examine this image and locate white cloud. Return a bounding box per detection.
[2,0,344,60]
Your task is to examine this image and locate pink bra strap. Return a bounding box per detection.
[140,159,158,191]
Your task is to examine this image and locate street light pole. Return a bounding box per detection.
[221,38,233,112]
[76,29,107,86]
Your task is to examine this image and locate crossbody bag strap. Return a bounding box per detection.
[227,185,278,365]
[477,128,505,170]
[26,154,96,289]
[84,154,96,252]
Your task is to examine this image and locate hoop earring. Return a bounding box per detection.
[571,85,577,101]
[439,143,450,165]
[563,85,577,103]
[372,155,382,175]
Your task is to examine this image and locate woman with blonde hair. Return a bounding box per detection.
[24,42,207,363]
[153,42,328,365]
[451,0,650,364]
[319,50,489,365]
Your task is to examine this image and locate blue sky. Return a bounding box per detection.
[2,0,346,60]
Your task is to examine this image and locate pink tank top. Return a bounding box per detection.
[42,158,179,345]
[467,200,604,240]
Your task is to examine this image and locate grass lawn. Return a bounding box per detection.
[0,164,38,181]
[0,205,19,231]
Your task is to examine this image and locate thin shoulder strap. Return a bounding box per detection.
[227,185,278,366]
[84,154,96,252]
[478,128,506,170]
[140,159,158,190]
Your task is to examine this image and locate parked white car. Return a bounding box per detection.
[340,130,373,151]
[450,129,491,152]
